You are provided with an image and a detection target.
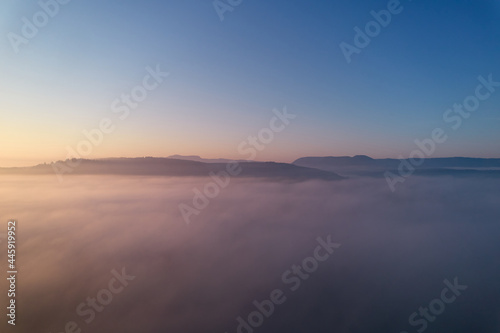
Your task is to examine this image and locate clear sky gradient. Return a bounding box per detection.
[1,0,500,166]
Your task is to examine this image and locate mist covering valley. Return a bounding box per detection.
[1,170,500,333]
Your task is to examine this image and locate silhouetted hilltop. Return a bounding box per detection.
[0,157,344,181]
[293,156,500,177]
[295,156,500,169]
[167,155,249,164]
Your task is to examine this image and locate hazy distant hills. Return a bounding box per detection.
[293,155,500,177]
[0,157,344,181]
[3,156,500,180]
[167,155,249,164]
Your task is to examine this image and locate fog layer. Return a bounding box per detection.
[1,175,499,333]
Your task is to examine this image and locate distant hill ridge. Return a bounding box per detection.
[293,155,500,169]
[0,157,344,181]
[167,155,249,164]
[2,155,500,180]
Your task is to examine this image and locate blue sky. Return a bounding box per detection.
[1,0,500,166]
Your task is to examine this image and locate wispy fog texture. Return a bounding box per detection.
[1,175,500,333]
